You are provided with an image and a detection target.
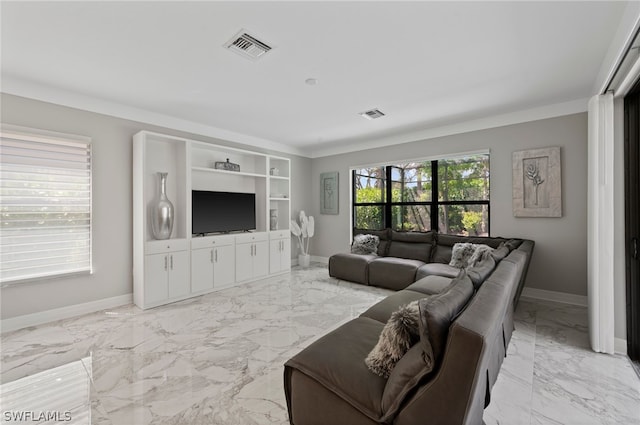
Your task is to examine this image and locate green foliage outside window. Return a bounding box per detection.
[353,155,489,235]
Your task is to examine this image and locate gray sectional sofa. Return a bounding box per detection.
[284,230,534,425]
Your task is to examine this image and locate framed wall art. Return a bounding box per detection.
[512,146,562,217]
[320,171,339,214]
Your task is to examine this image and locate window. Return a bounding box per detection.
[352,154,489,235]
[1,125,92,284]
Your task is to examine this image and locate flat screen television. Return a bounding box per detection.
[192,190,256,234]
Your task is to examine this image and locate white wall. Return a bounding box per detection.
[311,113,589,297]
[0,93,312,320]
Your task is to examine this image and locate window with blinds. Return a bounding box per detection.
[1,125,92,284]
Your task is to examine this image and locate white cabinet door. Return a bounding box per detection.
[191,248,214,293]
[281,239,291,271]
[214,244,235,287]
[269,240,282,273]
[269,238,291,274]
[253,241,268,278]
[144,253,169,305]
[235,243,254,282]
[168,250,190,298]
[236,241,268,281]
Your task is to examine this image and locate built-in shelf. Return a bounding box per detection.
[192,166,267,178]
[134,130,291,310]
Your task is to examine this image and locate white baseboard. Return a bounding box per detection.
[311,255,329,264]
[615,338,627,356]
[1,293,133,334]
[520,287,588,307]
[291,256,329,266]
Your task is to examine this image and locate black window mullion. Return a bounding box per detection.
[431,160,438,231]
[385,166,392,229]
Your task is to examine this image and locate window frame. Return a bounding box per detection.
[351,153,490,235]
[0,124,93,286]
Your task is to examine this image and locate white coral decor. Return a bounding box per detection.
[290,210,315,255]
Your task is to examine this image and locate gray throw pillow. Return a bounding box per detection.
[491,242,511,262]
[365,300,420,378]
[449,243,476,268]
[467,244,493,267]
[417,271,474,369]
[466,255,496,288]
[351,234,380,255]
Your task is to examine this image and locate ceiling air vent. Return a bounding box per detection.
[224,30,272,61]
[359,109,386,120]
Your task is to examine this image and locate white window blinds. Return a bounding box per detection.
[1,125,92,284]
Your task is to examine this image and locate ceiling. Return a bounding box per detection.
[0,1,631,157]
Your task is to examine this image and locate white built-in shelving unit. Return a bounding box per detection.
[133,131,291,309]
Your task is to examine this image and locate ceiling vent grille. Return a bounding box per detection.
[224,30,272,60]
[359,109,386,120]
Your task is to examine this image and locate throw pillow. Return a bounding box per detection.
[365,300,420,378]
[417,271,474,369]
[467,244,493,267]
[466,255,496,288]
[351,234,380,255]
[449,243,476,268]
[491,242,510,262]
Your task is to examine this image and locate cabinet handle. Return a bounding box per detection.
[164,255,168,271]
[215,249,218,263]
[210,249,214,264]
[170,255,174,270]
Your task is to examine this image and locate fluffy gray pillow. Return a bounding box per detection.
[450,243,494,268]
[351,234,380,255]
[365,300,420,378]
[467,244,493,267]
[449,243,476,268]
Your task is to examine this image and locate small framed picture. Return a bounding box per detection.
[320,171,338,215]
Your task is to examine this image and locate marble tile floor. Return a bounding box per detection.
[1,264,639,425]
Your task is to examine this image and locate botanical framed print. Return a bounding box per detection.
[320,171,338,214]
[512,147,562,217]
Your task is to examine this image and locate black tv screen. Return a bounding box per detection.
[192,191,256,234]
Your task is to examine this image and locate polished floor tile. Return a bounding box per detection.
[2,264,639,424]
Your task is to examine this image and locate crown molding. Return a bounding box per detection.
[1,76,306,158]
[306,98,588,158]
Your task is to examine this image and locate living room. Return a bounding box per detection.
[1,2,640,424]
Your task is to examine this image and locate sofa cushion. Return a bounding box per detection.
[387,230,434,262]
[355,228,390,257]
[361,290,428,323]
[406,275,454,295]
[466,255,496,289]
[418,271,474,369]
[284,317,387,419]
[381,344,433,420]
[329,252,377,285]
[368,257,425,290]
[365,301,420,378]
[351,234,379,255]
[415,262,460,280]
